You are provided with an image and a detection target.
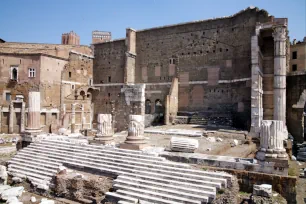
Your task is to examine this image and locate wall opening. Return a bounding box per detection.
[145,99,151,114]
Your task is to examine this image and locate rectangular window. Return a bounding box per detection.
[5,93,11,101]
[69,72,71,78]
[71,84,75,90]
[292,64,297,71]
[292,51,297,59]
[10,66,18,80]
[28,68,36,78]
[108,76,111,82]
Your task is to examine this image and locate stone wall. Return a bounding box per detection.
[202,166,296,203]
[93,8,273,130]
[287,72,306,142]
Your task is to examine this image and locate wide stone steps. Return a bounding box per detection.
[113,179,210,202]
[31,141,231,182]
[115,175,216,199]
[22,146,223,188]
[8,139,231,204]
[25,145,225,188]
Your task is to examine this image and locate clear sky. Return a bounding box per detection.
[0,0,305,45]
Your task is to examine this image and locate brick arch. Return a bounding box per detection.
[293,89,306,109]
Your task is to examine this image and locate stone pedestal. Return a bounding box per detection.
[120,115,147,150]
[94,114,114,144]
[256,120,288,161]
[25,92,41,134]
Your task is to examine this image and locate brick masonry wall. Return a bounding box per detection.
[287,72,306,142]
[93,8,272,130]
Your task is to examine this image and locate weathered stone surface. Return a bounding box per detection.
[256,120,288,160]
[0,166,7,185]
[253,184,272,198]
[39,198,54,204]
[170,137,199,153]
[0,186,24,201]
[94,114,114,144]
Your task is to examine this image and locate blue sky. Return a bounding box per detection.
[0,0,305,45]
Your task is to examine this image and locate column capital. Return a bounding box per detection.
[272,26,287,41]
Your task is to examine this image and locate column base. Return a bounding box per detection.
[256,149,288,161]
[120,143,148,150]
[93,135,114,145]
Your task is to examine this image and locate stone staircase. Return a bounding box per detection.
[8,139,232,204]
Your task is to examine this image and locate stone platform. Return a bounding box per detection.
[7,138,232,203]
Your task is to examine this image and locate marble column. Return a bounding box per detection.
[256,120,287,161]
[81,104,84,130]
[20,102,25,132]
[9,102,14,134]
[120,115,147,150]
[71,103,76,133]
[0,106,2,133]
[26,92,41,133]
[94,114,114,144]
[273,26,287,125]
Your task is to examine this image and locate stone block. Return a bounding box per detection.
[253,184,272,198]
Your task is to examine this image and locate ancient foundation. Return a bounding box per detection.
[256,120,288,161]
[120,115,147,150]
[94,114,114,144]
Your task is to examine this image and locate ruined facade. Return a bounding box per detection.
[93,7,289,132]
[0,42,95,133]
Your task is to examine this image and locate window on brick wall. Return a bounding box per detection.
[108,76,111,82]
[292,51,297,59]
[28,68,36,78]
[69,72,71,78]
[5,92,11,101]
[10,66,18,81]
[292,64,297,71]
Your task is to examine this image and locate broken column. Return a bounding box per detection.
[120,115,147,150]
[9,102,14,134]
[273,25,287,125]
[170,137,199,153]
[25,92,41,134]
[94,114,114,144]
[256,120,287,161]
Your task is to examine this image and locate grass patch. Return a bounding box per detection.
[288,167,297,176]
[217,189,225,195]
[202,167,208,171]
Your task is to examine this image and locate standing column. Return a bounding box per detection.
[81,104,84,130]
[20,102,25,132]
[273,26,287,125]
[26,92,41,133]
[94,114,114,144]
[0,106,2,133]
[71,103,76,133]
[9,102,14,134]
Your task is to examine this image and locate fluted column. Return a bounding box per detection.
[94,114,114,144]
[20,102,25,132]
[9,102,14,134]
[256,120,287,161]
[120,115,147,150]
[273,26,287,125]
[26,92,41,132]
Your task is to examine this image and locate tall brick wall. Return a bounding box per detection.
[93,8,273,130]
[287,72,306,142]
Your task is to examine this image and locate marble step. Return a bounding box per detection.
[116,175,216,199]
[33,141,231,181]
[22,147,224,188]
[116,189,200,204]
[113,181,209,202]
[118,201,136,204]
[38,140,164,161]
[8,167,53,181]
[105,192,138,204]
[8,164,55,177]
[27,143,230,185]
[10,158,59,170]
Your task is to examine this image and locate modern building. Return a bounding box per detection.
[92,31,112,44]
